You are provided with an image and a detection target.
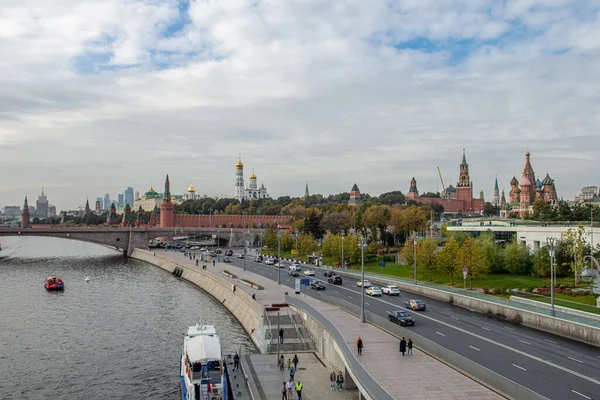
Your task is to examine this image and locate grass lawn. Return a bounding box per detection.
[521,293,600,315]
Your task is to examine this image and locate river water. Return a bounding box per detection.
[0,237,254,400]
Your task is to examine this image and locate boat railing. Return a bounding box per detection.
[287,307,307,351]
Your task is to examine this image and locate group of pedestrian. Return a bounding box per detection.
[399,337,413,356]
[329,370,344,391]
[280,354,302,400]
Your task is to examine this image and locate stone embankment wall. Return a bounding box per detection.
[131,249,268,353]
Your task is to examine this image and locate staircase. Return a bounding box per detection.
[264,306,315,354]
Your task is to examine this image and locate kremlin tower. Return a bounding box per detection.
[122,204,132,227]
[493,177,500,208]
[348,183,362,206]
[159,174,174,227]
[235,156,244,202]
[21,195,30,228]
[136,206,146,226]
[107,203,118,225]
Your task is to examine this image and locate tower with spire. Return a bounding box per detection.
[160,174,174,227]
[107,203,118,225]
[407,177,419,200]
[235,156,244,202]
[493,177,500,208]
[348,183,362,206]
[456,149,474,212]
[122,204,132,227]
[21,195,30,228]
[136,205,146,226]
[84,198,91,215]
[304,182,309,198]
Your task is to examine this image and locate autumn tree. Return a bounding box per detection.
[437,236,459,285]
[320,210,352,234]
[297,233,318,257]
[417,237,438,281]
[456,237,489,289]
[361,205,390,244]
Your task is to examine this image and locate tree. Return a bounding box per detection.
[532,198,556,221]
[400,238,415,270]
[420,192,441,198]
[417,237,438,281]
[303,209,325,239]
[437,236,459,285]
[532,247,551,278]
[477,233,505,273]
[456,237,489,289]
[280,231,294,251]
[503,238,532,275]
[263,228,277,249]
[483,202,498,216]
[361,205,390,244]
[560,227,587,284]
[297,233,318,257]
[320,210,352,234]
[378,191,406,205]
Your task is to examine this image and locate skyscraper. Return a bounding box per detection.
[104,193,110,211]
[125,187,134,208]
[118,193,124,208]
[36,188,49,218]
[96,197,103,211]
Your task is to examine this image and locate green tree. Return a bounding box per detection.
[280,231,294,251]
[477,233,505,273]
[417,237,438,281]
[503,238,532,275]
[532,247,551,278]
[320,210,352,234]
[437,236,459,285]
[457,237,489,289]
[297,233,318,257]
[303,209,325,239]
[263,228,277,249]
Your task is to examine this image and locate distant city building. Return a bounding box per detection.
[3,206,21,219]
[95,199,101,212]
[135,190,141,201]
[348,183,362,206]
[104,193,110,211]
[134,185,162,212]
[36,188,49,218]
[21,195,30,228]
[48,205,56,217]
[234,157,270,202]
[125,187,134,208]
[575,186,599,204]
[117,193,124,208]
[183,183,204,201]
[96,197,103,210]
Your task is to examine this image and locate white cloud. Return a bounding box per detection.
[0,0,598,209]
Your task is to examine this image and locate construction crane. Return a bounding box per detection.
[437,166,447,199]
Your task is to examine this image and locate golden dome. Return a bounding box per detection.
[250,169,257,180]
[236,156,243,168]
[187,183,196,193]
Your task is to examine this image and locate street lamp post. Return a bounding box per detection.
[360,236,367,323]
[277,231,282,285]
[294,229,299,260]
[413,233,418,285]
[546,237,557,316]
[341,230,345,271]
[243,231,247,272]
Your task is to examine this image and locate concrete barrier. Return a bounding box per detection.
[131,249,268,353]
[510,296,600,322]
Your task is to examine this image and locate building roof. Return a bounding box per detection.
[351,183,360,192]
[187,183,196,193]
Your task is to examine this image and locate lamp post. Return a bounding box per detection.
[413,233,418,285]
[243,230,247,271]
[217,229,221,262]
[341,230,345,271]
[546,237,557,316]
[277,231,282,285]
[360,236,367,323]
[209,208,213,228]
[294,229,299,260]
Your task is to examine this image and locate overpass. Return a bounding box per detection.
[0,227,265,256]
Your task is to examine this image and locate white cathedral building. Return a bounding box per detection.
[235,157,270,202]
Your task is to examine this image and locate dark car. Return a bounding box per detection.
[328,276,342,285]
[388,310,415,326]
[289,269,300,277]
[323,271,335,277]
[310,280,326,290]
[405,299,427,311]
[224,250,233,256]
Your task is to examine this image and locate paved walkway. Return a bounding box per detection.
[157,249,502,399]
[247,352,359,400]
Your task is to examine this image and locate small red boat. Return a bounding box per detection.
[45,276,64,291]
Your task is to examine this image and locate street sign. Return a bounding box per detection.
[462,267,467,272]
[378,261,385,267]
[300,278,310,286]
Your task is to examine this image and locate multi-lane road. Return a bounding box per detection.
[223,251,600,400]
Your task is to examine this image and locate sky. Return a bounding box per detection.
[1,0,599,210]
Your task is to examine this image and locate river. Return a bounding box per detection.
[0,236,255,400]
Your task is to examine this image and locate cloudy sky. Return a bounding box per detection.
[1,0,598,210]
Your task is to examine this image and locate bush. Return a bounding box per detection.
[365,254,379,263]
[383,254,396,262]
[492,286,508,295]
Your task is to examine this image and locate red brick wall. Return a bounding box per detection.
[173,214,290,228]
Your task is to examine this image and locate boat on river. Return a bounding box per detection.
[180,322,230,400]
[44,276,64,291]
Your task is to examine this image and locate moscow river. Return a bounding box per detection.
[0,237,254,400]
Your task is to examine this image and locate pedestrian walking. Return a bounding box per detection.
[196,259,199,266]
[233,352,240,370]
[281,381,287,400]
[336,371,344,391]
[295,380,303,400]
[399,337,407,356]
[329,370,336,390]
[212,260,215,266]
[292,354,298,371]
[279,355,285,371]
[279,327,284,344]
[286,380,294,400]
[356,336,363,355]
[287,358,292,371]
[289,367,295,381]
[407,338,413,355]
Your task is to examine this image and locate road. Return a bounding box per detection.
[222,250,600,400]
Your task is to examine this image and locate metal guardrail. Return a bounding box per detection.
[300,291,549,400]
[285,295,394,400]
[321,266,600,329]
[286,307,307,351]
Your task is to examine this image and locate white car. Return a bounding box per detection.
[303,270,315,276]
[265,259,275,266]
[366,286,383,296]
[275,262,285,268]
[382,285,400,296]
[356,280,372,288]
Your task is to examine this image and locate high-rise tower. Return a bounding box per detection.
[456,149,474,212]
[21,195,30,228]
[493,176,500,207]
[160,174,174,227]
[235,156,244,202]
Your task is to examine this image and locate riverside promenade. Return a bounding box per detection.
[151,248,503,400]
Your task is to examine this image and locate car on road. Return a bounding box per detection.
[405,299,426,311]
[190,245,200,250]
[288,269,300,277]
[254,255,263,262]
[328,276,342,285]
[265,259,274,266]
[224,250,233,256]
[388,310,415,326]
[382,285,400,296]
[365,286,382,296]
[223,257,231,263]
[323,271,335,277]
[356,279,372,288]
[237,253,244,259]
[275,262,285,268]
[303,270,315,276]
[310,280,326,290]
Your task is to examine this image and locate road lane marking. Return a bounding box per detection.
[481,326,491,331]
[545,339,556,344]
[365,302,371,306]
[571,390,591,399]
[248,260,600,387]
[469,346,480,351]
[512,364,527,371]
[450,316,459,320]
[568,357,584,364]
[436,332,445,336]
[505,327,515,331]
[519,340,531,345]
